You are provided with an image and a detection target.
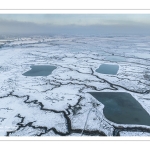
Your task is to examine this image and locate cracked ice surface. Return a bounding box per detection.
[0,36,150,136]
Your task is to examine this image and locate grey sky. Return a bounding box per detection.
[0,14,150,35]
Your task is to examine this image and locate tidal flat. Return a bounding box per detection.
[0,36,150,136]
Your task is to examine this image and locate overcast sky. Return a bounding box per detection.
[1,14,150,36]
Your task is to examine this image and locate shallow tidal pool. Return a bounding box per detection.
[96,64,119,75]
[23,65,57,76]
[89,92,150,126]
